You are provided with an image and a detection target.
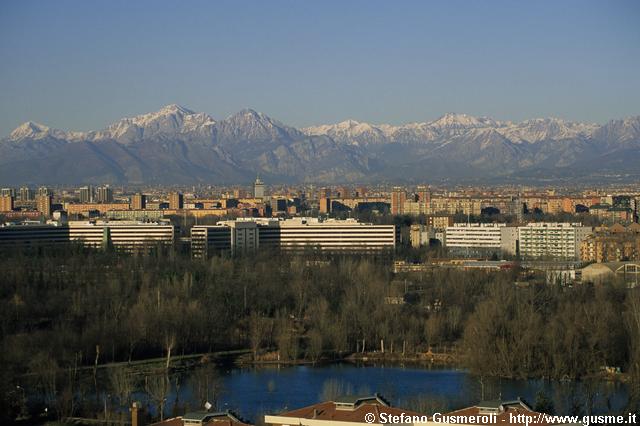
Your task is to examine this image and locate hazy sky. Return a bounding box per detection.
[0,0,639,136]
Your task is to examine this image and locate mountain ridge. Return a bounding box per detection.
[1,105,639,184]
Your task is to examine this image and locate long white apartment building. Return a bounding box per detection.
[278,218,398,250]
[0,220,175,251]
[443,222,592,260]
[518,222,592,260]
[191,217,399,257]
[67,221,175,249]
[444,223,517,256]
[445,223,505,248]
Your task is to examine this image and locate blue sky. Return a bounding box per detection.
[0,0,639,136]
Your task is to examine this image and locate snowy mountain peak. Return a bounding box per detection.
[332,119,388,134]
[227,109,283,128]
[9,121,50,140]
[217,109,300,143]
[302,119,396,146]
[157,104,194,115]
[497,117,598,143]
[7,121,77,141]
[234,108,266,120]
[122,104,202,127]
[337,119,362,127]
[2,107,640,185]
[226,109,288,129]
[429,113,499,129]
[592,115,640,144]
[81,104,216,144]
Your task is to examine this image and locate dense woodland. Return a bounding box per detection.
[0,245,639,422]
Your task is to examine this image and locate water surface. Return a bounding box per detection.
[158,363,629,421]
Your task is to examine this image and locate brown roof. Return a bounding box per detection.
[274,397,426,423]
[444,400,555,425]
[150,413,252,426]
[609,223,626,233]
[150,419,183,426]
[629,223,640,232]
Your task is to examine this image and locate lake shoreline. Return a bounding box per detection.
[239,350,629,383]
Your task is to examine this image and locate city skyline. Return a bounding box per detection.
[1,0,639,137]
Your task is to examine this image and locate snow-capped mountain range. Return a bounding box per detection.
[7,105,216,144]
[302,113,599,145]
[1,105,639,184]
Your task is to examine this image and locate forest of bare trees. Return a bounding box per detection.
[0,245,638,421]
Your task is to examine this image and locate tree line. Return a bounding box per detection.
[0,245,638,421]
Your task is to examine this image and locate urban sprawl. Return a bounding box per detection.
[1,180,639,287]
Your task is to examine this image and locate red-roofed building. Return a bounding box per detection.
[265,394,429,426]
[439,398,566,425]
[150,410,252,426]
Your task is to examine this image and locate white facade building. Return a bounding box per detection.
[278,218,397,250]
[442,222,592,259]
[444,223,513,256]
[67,221,175,249]
[518,222,592,260]
[192,217,398,256]
[0,220,175,251]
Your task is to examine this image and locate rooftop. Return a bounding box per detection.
[266,394,424,424]
[444,398,559,425]
[151,411,251,426]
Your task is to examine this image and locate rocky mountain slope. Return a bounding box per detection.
[1,105,638,184]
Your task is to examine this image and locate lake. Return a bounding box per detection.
[144,362,630,422]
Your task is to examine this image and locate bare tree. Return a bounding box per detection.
[307,328,323,363]
[248,311,269,360]
[145,373,171,421]
[319,378,353,402]
[109,367,134,418]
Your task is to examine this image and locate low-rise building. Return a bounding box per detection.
[441,398,559,425]
[580,262,640,287]
[151,410,251,426]
[265,394,427,426]
[580,223,640,262]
